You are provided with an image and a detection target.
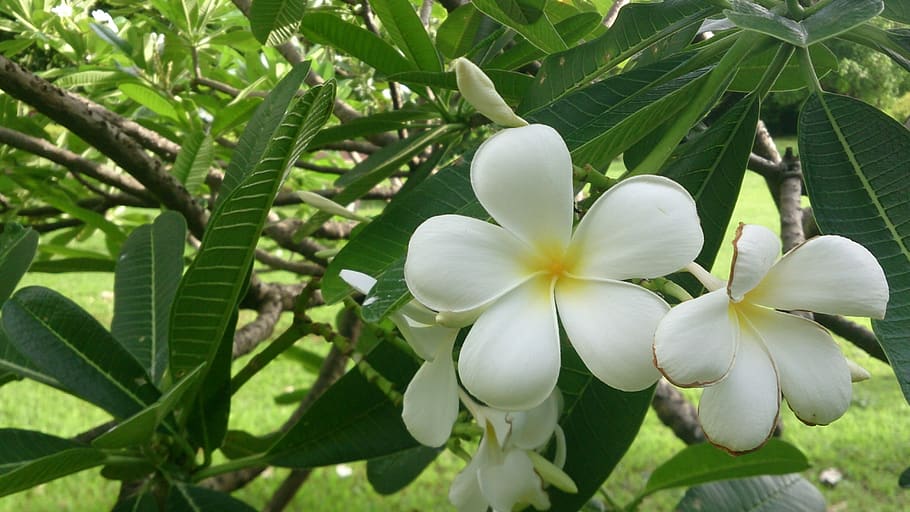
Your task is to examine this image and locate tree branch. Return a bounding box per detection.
[651,380,704,445]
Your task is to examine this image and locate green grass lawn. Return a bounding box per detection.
[2,159,909,510]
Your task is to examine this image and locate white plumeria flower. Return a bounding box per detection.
[50,2,73,17]
[453,57,528,128]
[405,124,703,410]
[653,224,889,453]
[339,270,459,447]
[450,390,570,512]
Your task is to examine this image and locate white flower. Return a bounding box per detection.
[453,57,528,128]
[450,391,571,512]
[405,124,703,410]
[653,224,889,453]
[91,9,118,31]
[339,270,459,447]
[50,2,73,17]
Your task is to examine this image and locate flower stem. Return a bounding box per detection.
[684,262,725,292]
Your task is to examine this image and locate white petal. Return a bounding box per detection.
[458,277,561,411]
[405,214,532,312]
[508,390,560,451]
[402,340,459,447]
[727,224,781,302]
[471,124,574,253]
[653,289,738,387]
[569,175,703,280]
[392,314,457,361]
[556,277,665,391]
[454,57,527,128]
[747,306,852,426]
[698,329,780,454]
[338,269,377,295]
[478,449,550,512]
[449,448,488,512]
[747,235,889,318]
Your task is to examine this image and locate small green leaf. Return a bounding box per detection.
[119,83,180,121]
[725,0,883,47]
[0,224,38,303]
[472,0,567,53]
[367,445,442,495]
[368,0,441,72]
[2,287,160,419]
[0,429,107,498]
[300,12,413,76]
[249,0,306,46]
[172,131,214,195]
[676,474,826,512]
[166,483,256,512]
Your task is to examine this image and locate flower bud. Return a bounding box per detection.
[453,57,527,128]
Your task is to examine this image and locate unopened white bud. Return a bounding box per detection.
[453,57,527,128]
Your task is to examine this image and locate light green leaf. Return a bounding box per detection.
[725,0,883,47]
[54,70,131,88]
[112,211,186,383]
[169,80,335,380]
[2,287,160,419]
[300,12,414,76]
[676,474,825,512]
[0,429,107,499]
[166,483,256,512]
[729,43,837,92]
[368,0,441,72]
[799,92,910,403]
[249,0,306,46]
[119,83,180,121]
[172,131,214,195]
[473,0,566,53]
[22,186,126,257]
[0,224,38,303]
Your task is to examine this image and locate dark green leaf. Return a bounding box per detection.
[676,474,826,512]
[436,3,498,59]
[549,346,653,512]
[900,465,910,488]
[729,43,837,92]
[799,93,910,403]
[2,287,159,419]
[166,483,256,512]
[221,430,280,460]
[386,69,531,102]
[520,0,717,112]
[0,429,107,498]
[100,457,156,482]
[172,131,214,195]
[300,12,414,76]
[169,80,334,380]
[307,110,436,149]
[491,0,545,25]
[185,309,237,453]
[367,445,442,495]
[249,0,306,46]
[368,0,441,71]
[487,11,602,70]
[0,327,59,388]
[641,440,809,498]
[0,224,38,303]
[112,211,186,383]
[725,0,883,47]
[882,0,910,23]
[111,490,158,512]
[472,0,566,53]
[27,257,116,273]
[267,340,420,468]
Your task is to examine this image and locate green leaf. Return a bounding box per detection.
[166,483,256,512]
[729,43,837,92]
[0,327,60,388]
[0,224,38,303]
[387,70,532,103]
[725,0,883,48]
[472,0,566,53]
[368,0,441,72]
[267,340,420,468]
[307,109,436,149]
[663,94,759,275]
[185,309,237,453]
[492,0,545,25]
[53,70,132,88]
[27,258,116,273]
[436,3,498,59]
[112,211,186,383]
[221,430,281,460]
[676,474,826,512]
[119,83,180,121]
[300,11,414,76]
[0,429,107,498]
[172,131,214,195]
[549,346,653,511]
[169,79,334,380]
[799,92,910,403]
[520,0,717,112]
[111,491,158,512]
[22,186,126,257]
[882,0,910,23]
[219,62,310,206]
[641,440,809,499]
[367,445,442,495]
[487,11,602,70]
[249,0,306,46]
[900,465,910,488]
[2,287,159,419]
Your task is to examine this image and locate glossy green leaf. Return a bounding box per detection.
[641,440,809,499]
[473,0,566,53]
[185,309,237,453]
[387,69,532,102]
[169,79,334,380]
[367,445,442,495]
[307,109,436,149]
[725,0,883,47]
[676,474,826,512]
[249,0,305,46]
[166,483,256,512]
[0,224,38,303]
[218,62,310,207]
[663,94,759,275]
[27,257,116,273]
[882,0,910,23]
[54,70,130,88]
[172,131,214,195]
[520,0,717,112]
[119,83,179,121]
[2,287,159,419]
[267,340,420,468]
[729,43,837,92]
[492,0,545,25]
[300,12,413,76]
[0,327,59,388]
[436,3,497,59]
[221,430,280,460]
[112,211,186,383]
[0,429,107,499]
[486,11,601,70]
[799,92,910,403]
[368,0,441,72]
[549,346,654,512]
